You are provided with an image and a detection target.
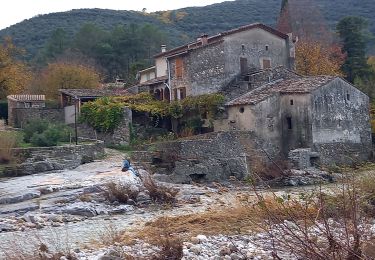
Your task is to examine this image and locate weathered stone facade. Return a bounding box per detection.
[132,131,280,183]
[217,77,372,165]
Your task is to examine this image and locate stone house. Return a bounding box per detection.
[133,23,371,166]
[135,23,296,101]
[215,76,372,165]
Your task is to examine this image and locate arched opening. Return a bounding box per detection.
[164,87,170,102]
[154,89,162,100]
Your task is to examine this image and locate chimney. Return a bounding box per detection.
[161,45,167,53]
[200,34,208,45]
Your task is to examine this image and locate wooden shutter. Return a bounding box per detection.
[175,57,183,78]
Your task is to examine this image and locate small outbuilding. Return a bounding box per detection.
[7,95,46,127]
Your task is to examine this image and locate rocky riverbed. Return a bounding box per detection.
[0,149,371,259]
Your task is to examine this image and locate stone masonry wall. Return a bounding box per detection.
[11,108,64,128]
[132,131,280,183]
[78,107,132,145]
[1,141,105,176]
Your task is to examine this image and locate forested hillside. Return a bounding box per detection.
[0,0,374,61]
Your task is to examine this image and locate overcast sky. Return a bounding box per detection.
[0,0,231,30]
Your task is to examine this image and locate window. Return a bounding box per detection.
[290,100,294,105]
[347,93,350,101]
[175,57,183,78]
[180,87,186,100]
[286,116,292,130]
[239,107,245,113]
[262,59,271,69]
[265,45,269,51]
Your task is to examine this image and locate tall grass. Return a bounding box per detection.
[0,131,19,163]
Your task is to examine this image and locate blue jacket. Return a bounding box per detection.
[122,160,138,177]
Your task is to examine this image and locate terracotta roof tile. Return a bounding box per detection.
[226,76,336,106]
[7,95,45,102]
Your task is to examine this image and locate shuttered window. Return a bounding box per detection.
[175,57,183,78]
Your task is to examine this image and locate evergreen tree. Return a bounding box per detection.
[337,16,371,82]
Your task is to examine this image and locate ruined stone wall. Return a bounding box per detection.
[132,131,280,183]
[11,108,64,128]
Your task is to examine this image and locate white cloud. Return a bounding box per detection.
[0,0,231,30]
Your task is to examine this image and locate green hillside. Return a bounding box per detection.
[0,0,374,61]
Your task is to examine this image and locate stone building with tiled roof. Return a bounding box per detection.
[215,75,371,165]
[134,23,296,102]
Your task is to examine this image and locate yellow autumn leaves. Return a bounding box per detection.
[296,40,345,77]
[0,37,32,99]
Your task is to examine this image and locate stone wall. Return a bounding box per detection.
[169,41,227,98]
[1,141,105,176]
[10,108,64,128]
[132,131,280,183]
[313,143,372,166]
[78,107,132,145]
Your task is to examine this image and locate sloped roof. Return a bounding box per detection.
[7,95,45,102]
[59,88,129,98]
[226,76,336,106]
[139,76,168,86]
[154,23,288,58]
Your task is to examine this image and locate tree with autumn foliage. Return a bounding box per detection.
[296,41,345,76]
[0,37,32,99]
[277,0,346,76]
[33,62,101,99]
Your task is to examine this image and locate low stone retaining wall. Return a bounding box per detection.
[132,131,280,183]
[1,141,105,176]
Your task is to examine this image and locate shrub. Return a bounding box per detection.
[23,119,49,143]
[103,182,139,204]
[0,131,20,163]
[143,175,179,204]
[24,120,72,147]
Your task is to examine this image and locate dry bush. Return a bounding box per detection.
[103,182,139,204]
[142,175,179,204]
[1,229,77,260]
[250,177,374,260]
[148,222,183,260]
[0,131,18,163]
[253,159,291,181]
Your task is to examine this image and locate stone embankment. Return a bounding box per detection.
[1,140,105,176]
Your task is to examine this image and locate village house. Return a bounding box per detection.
[135,23,296,101]
[134,22,371,166]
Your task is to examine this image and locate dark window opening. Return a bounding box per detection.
[347,93,350,101]
[241,44,245,52]
[286,116,292,130]
[262,59,271,69]
[239,107,245,113]
[290,99,294,105]
[265,45,269,51]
